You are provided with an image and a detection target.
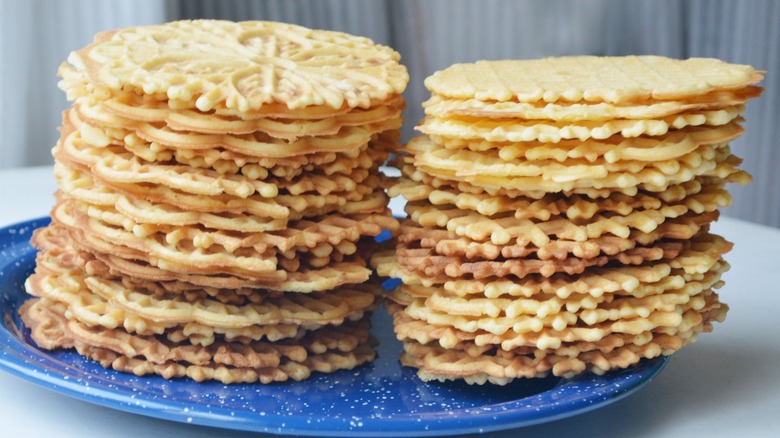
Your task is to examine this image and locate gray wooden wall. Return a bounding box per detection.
[2,0,778,227]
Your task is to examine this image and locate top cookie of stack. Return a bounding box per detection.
[21,20,408,384]
[379,56,762,384]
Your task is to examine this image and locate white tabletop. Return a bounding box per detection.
[1,165,779,438]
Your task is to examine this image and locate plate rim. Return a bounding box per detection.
[0,217,669,437]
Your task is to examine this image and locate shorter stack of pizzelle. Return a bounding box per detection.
[21,20,408,383]
[375,56,763,384]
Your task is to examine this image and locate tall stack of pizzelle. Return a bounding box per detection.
[375,56,763,385]
[20,20,408,384]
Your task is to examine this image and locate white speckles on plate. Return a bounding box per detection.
[0,218,669,437]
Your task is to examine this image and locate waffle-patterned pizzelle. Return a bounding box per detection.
[71,104,403,182]
[417,106,743,144]
[21,19,408,382]
[96,252,374,292]
[55,195,395,260]
[27,244,379,333]
[396,311,714,384]
[121,131,399,180]
[59,112,397,201]
[387,269,722,337]
[388,288,724,353]
[56,165,288,232]
[423,56,763,103]
[50,212,373,282]
[397,237,689,279]
[80,343,376,384]
[73,99,403,156]
[409,135,735,182]
[422,86,762,121]
[397,282,727,384]
[377,56,761,384]
[394,153,752,200]
[397,209,716,261]
[71,106,402,177]
[404,201,717,245]
[430,122,743,161]
[375,244,729,295]
[72,86,406,139]
[410,138,745,194]
[391,176,731,221]
[401,259,728,302]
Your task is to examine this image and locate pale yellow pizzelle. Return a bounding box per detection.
[408,135,734,186]
[405,260,730,302]
[34,220,375,293]
[390,176,731,221]
[396,289,726,384]
[60,119,392,202]
[69,20,409,112]
[99,94,406,139]
[58,119,280,200]
[388,276,720,337]
[116,128,398,179]
[425,122,744,162]
[417,106,744,143]
[54,161,391,224]
[372,248,729,299]
[389,289,724,353]
[71,101,400,159]
[59,196,394,259]
[409,144,748,196]
[61,66,407,133]
[422,86,762,121]
[63,103,399,177]
[404,200,717,247]
[424,56,763,103]
[398,320,709,384]
[95,250,373,292]
[398,209,716,262]
[392,261,723,322]
[394,154,752,200]
[55,163,288,232]
[26,241,380,338]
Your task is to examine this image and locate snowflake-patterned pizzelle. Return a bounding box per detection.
[73,20,409,112]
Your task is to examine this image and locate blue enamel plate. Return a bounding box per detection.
[0,218,668,437]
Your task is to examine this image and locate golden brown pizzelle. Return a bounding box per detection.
[22,299,377,384]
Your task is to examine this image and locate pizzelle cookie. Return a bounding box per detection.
[67,20,409,112]
[377,56,762,384]
[422,87,762,121]
[21,20,408,382]
[22,299,376,384]
[423,56,762,103]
